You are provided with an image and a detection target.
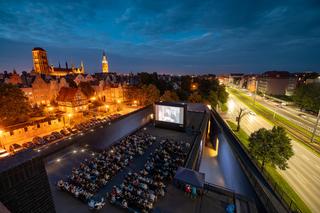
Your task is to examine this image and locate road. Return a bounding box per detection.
[224,93,320,213]
[246,91,320,136]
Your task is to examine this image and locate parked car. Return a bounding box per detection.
[60,129,71,136]
[9,144,25,153]
[32,136,46,145]
[43,135,56,143]
[22,141,36,149]
[0,148,10,159]
[52,131,63,139]
[67,128,78,134]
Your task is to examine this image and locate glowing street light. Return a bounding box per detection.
[117,99,121,104]
[90,96,96,101]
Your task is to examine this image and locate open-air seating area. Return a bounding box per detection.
[57,132,156,203]
[108,138,190,212]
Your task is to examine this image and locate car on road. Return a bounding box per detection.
[32,136,46,145]
[9,144,25,153]
[52,131,63,139]
[22,141,36,149]
[60,129,71,136]
[249,111,256,116]
[67,128,78,134]
[43,135,56,143]
[0,148,10,159]
[298,113,307,118]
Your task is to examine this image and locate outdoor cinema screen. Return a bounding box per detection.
[155,104,184,125]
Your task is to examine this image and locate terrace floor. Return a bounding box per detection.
[44,111,244,213]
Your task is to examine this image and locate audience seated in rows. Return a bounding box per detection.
[109,139,190,213]
[57,132,156,203]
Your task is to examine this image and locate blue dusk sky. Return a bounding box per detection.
[0,0,319,74]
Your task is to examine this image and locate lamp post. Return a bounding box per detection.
[311,109,320,143]
[253,79,258,106]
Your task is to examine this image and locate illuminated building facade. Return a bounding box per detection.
[32,47,84,76]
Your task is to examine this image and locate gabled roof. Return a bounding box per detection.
[56,87,82,102]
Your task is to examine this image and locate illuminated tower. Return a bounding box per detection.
[102,51,109,73]
[32,47,50,74]
[80,61,85,74]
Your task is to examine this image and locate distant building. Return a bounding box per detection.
[56,87,89,113]
[4,70,22,85]
[257,71,291,96]
[32,47,84,76]
[229,73,244,86]
[32,47,50,74]
[102,51,109,73]
[21,75,69,106]
[242,75,257,93]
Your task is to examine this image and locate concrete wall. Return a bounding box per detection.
[0,154,55,213]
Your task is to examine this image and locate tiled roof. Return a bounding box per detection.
[56,87,80,102]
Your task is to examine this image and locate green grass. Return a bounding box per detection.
[228,87,320,156]
[226,120,312,213]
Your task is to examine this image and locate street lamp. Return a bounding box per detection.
[311,109,320,143]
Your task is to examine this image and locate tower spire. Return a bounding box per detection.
[102,50,109,73]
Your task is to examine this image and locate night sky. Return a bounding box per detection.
[0,0,319,74]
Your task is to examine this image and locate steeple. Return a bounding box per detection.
[80,60,85,73]
[102,50,109,73]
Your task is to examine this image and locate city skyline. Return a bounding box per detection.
[1,0,320,74]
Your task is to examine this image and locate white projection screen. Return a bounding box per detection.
[155,105,184,125]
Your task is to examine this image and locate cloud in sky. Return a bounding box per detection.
[0,0,319,74]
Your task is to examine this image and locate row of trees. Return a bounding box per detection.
[293,83,320,113]
[134,73,229,109]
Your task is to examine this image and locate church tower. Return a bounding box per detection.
[102,51,109,73]
[32,47,50,74]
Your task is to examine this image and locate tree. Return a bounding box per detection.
[160,90,179,102]
[293,83,320,113]
[139,84,160,105]
[236,108,249,132]
[217,85,229,104]
[0,83,31,126]
[188,92,203,103]
[208,91,218,109]
[249,126,294,171]
[79,82,95,98]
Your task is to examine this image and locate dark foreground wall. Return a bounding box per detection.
[0,154,55,213]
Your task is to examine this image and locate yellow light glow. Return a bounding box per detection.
[117,99,121,104]
[48,107,54,111]
[68,113,73,117]
[0,130,3,135]
[105,105,109,108]
[207,104,212,110]
[228,100,235,112]
[91,97,96,101]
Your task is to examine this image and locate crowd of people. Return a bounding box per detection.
[57,132,157,203]
[108,138,189,212]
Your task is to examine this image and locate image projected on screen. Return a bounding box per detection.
[156,105,184,125]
